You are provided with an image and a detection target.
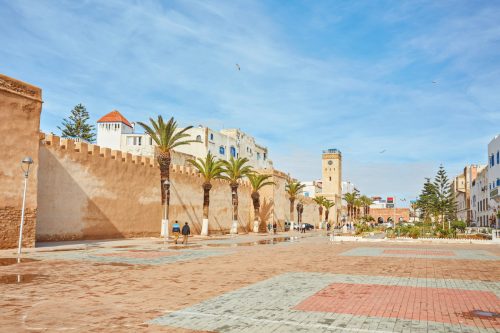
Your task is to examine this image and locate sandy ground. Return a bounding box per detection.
[0,232,499,332]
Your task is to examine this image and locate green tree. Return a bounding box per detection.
[343,192,358,220]
[285,180,306,228]
[188,152,225,236]
[322,200,335,225]
[312,196,325,226]
[416,178,438,223]
[221,157,254,234]
[58,104,96,142]
[138,116,197,222]
[433,165,455,228]
[248,174,275,233]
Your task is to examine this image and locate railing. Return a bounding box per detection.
[322,149,341,154]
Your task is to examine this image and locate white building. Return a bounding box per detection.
[303,181,322,198]
[488,134,500,226]
[471,165,489,227]
[96,110,273,170]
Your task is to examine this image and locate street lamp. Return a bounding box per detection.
[18,157,33,261]
[162,180,170,246]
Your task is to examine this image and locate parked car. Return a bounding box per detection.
[293,223,314,231]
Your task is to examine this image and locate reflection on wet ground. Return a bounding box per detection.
[168,245,202,250]
[464,310,500,319]
[0,274,48,284]
[0,258,40,266]
[206,237,296,247]
[111,245,138,249]
[38,248,86,252]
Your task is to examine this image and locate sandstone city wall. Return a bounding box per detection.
[370,208,410,223]
[0,74,42,249]
[37,134,258,240]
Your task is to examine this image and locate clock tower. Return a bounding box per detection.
[321,149,342,225]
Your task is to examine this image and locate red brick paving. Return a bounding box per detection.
[383,249,456,256]
[294,283,500,329]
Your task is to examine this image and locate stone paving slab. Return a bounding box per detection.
[150,273,500,332]
[339,247,498,260]
[24,247,233,265]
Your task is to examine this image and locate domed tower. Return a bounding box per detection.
[321,149,342,224]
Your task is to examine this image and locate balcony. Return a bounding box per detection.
[491,188,499,199]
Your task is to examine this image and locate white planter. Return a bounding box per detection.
[201,218,209,236]
[253,220,259,233]
[230,220,238,234]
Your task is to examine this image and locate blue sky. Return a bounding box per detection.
[1,0,499,203]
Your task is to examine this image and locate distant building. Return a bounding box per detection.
[452,165,479,224]
[302,181,322,198]
[471,165,489,227]
[488,135,500,226]
[96,110,273,170]
[321,149,342,223]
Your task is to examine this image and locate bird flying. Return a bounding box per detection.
[235,64,240,71]
[379,149,386,154]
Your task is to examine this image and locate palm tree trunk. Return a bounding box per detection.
[325,209,329,222]
[158,151,171,237]
[252,191,260,233]
[201,182,212,236]
[230,183,239,234]
[319,206,323,229]
[289,198,295,230]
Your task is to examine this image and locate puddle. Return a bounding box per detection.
[38,248,86,252]
[463,310,500,319]
[0,258,40,266]
[206,237,296,247]
[168,245,202,250]
[0,274,48,284]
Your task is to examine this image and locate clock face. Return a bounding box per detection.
[328,160,333,165]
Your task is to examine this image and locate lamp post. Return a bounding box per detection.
[18,157,33,261]
[162,180,170,246]
[296,202,303,231]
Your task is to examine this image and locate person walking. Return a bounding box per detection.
[301,223,306,233]
[272,222,277,235]
[172,221,181,244]
[181,222,190,245]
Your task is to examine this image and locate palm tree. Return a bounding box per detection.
[312,196,325,228]
[248,174,275,233]
[138,116,197,233]
[323,200,335,225]
[285,180,306,230]
[221,157,253,234]
[188,152,225,236]
[343,192,359,220]
[359,195,373,216]
[354,198,363,220]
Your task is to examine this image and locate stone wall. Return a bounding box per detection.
[0,74,42,249]
[37,134,318,241]
[370,208,410,223]
[37,134,257,240]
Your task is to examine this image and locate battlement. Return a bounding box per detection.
[40,133,252,188]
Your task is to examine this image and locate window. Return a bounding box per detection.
[263,153,267,160]
[257,152,261,160]
[497,179,500,186]
[149,137,153,145]
[210,133,214,141]
[138,137,142,146]
[230,146,236,158]
[196,135,202,142]
[329,177,332,181]
[491,155,495,167]
[497,151,499,164]
[219,146,225,155]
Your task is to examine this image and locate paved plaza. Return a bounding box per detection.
[1,233,499,332]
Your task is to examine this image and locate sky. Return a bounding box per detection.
[1,0,499,205]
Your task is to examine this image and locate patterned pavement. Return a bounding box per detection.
[26,246,233,265]
[151,272,500,332]
[339,247,498,260]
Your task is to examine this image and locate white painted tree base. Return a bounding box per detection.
[253,220,259,233]
[201,218,209,236]
[230,220,238,234]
